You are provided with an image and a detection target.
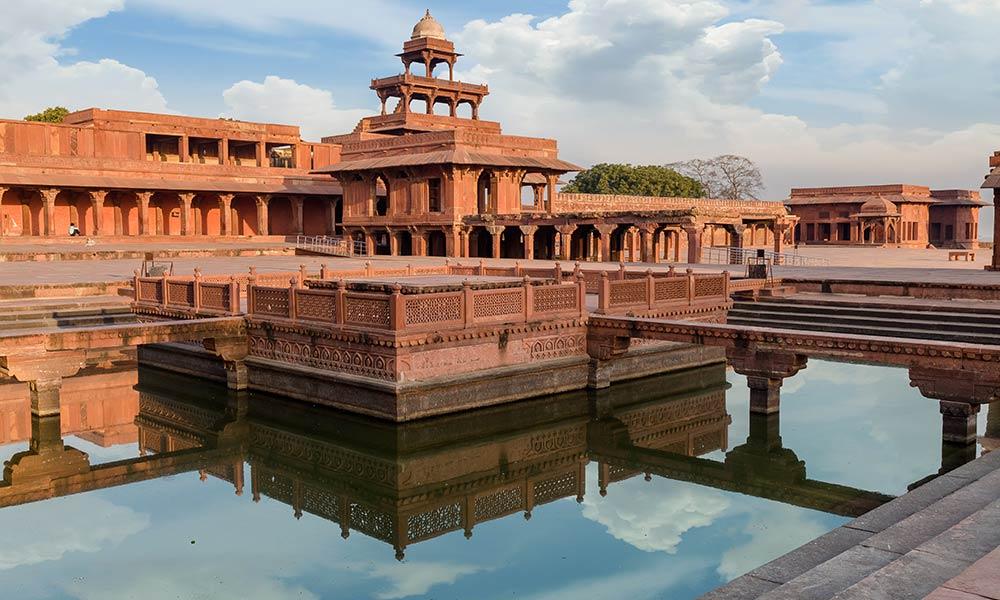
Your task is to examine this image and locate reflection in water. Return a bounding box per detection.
[0,360,994,599]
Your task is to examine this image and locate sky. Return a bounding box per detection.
[1,0,999,204]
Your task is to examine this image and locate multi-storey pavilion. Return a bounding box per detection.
[787,184,985,249]
[314,11,794,262]
[0,10,795,264]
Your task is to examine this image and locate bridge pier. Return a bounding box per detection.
[939,401,981,445]
[1,351,87,416]
[203,337,250,391]
[983,401,1000,453]
[729,349,807,415]
[4,414,90,485]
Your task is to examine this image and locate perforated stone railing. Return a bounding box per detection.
[133,269,240,315]
[247,276,587,334]
[595,269,730,315]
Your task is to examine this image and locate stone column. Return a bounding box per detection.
[137,192,152,236]
[546,174,557,213]
[29,379,64,417]
[327,198,339,235]
[219,194,233,236]
[179,192,195,236]
[363,229,375,256]
[639,223,656,263]
[682,223,703,264]
[255,194,270,235]
[774,221,788,257]
[556,225,575,261]
[459,228,470,258]
[519,225,537,260]
[40,188,59,236]
[991,190,1000,270]
[291,196,305,235]
[87,190,107,236]
[413,230,427,256]
[939,401,980,444]
[487,225,504,259]
[746,376,783,414]
[256,141,266,167]
[219,139,229,165]
[595,224,614,262]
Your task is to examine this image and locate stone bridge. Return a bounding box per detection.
[0,317,246,417]
[587,316,1000,445]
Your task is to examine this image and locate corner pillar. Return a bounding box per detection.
[746,376,783,415]
[487,225,504,259]
[639,223,656,263]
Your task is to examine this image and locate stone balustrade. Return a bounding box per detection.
[134,270,240,315]
[595,269,730,316]
[246,276,587,334]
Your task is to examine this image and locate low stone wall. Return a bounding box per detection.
[786,278,1000,301]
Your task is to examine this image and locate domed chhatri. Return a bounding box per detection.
[859,196,899,215]
[411,9,446,40]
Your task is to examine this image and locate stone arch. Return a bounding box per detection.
[231,195,258,236]
[469,226,492,258]
[426,230,447,257]
[570,224,597,261]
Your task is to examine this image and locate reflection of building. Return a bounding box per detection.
[786,185,986,248]
[0,367,138,447]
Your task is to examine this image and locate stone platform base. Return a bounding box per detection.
[139,341,726,421]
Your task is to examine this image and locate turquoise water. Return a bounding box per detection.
[0,359,990,600]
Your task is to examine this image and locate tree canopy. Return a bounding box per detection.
[668,155,764,200]
[562,163,704,197]
[24,106,70,124]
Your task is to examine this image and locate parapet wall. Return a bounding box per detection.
[553,193,788,217]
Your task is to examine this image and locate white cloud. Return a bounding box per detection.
[0,0,168,119]
[581,464,730,553]
[452,0,999,201]
[365,561,487,599]
[519,558,713,600]
[716,504,829,580]
[222,76,371,141]
[0,495,148,570]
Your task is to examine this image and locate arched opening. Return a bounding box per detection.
[52,190,78,236]
[427,230,447,257]
[0,187,24,236]
[456,101,474,119]
[610,225,631,262]
[395,230,413,256]
[26,191,44,236]
[433,98,453,117]
[534,226,557,260]
[151,193,183,236]
[477,170,493,215]
[194,195,220,236]
[570,225,597,261]
[373,230,391,255]
[409,95,432,115]
[268,196,294,236]
[469,226,493,258]
[231,196,258,236]
[374,175,389,217]
[303,197,332,235]
[500,226,524,259]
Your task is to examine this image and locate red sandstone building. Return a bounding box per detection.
[786,185,985,249]
[0,11,792,263]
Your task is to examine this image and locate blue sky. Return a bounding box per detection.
[2,0,999,205]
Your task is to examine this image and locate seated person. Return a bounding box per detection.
[68,222,81,236]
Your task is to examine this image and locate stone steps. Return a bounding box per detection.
[700,451,1000,600]
[735,297,1000,324]
[0,296,135,332]
[728,298,1000,344]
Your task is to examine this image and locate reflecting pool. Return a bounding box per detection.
[0,358,992,600]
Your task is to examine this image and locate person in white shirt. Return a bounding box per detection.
[68,223,81,236]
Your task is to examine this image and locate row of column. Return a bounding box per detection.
[0,187,333,237]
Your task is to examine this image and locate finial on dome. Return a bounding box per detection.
[411,9,447,40]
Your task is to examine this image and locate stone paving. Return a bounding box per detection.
[924,547,1000,599]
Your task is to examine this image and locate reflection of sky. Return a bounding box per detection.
[0,359,989,599]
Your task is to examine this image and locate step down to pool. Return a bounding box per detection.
[0,296,135,333]
[699,451,1000,600]
[727,296,1000,344]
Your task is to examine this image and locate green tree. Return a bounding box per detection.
[24,106,70,123]
[562,163,704,197]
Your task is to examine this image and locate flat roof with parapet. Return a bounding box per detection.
[307,275,555,294]
[787,184,986,206]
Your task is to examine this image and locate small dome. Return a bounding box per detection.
[858,196,899,215]
[411,9,446,40]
